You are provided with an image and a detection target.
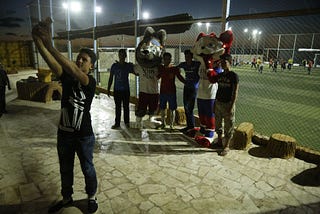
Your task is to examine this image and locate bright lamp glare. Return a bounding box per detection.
[142,11,150,19]
[70,2,81,12]
[63,2,82,12]
[252,29,258,35]
[62,2,68,9]
[95,6,102,13]
[197,22,202,26]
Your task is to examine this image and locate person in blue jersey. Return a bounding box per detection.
[177,49,200,133]
[107,49,135,129]
[32,18,98,213]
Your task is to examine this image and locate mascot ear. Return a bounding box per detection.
[219,30,233,54]
[144,27,155,39]
[196,32,207,41]
[208,32,217,38]
[157,29,167,46]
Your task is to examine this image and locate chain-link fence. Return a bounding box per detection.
[31,1,320,151]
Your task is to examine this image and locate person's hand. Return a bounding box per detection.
[32,17,53,45]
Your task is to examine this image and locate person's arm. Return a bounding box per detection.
[33,18,90,85]
[228,82,239,113]
[129,62,136,75]
[32,24,63,77]
[107,66,114,97]
[5,72,11,90]
[132,64,140,76]
[175,68,185,84]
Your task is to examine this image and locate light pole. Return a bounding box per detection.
[62,1,82,60]
[206,23,210,33]
[257,31,262,55]
[243,28,250,55]
[252,29,262,55]
[135,0,141,98]
[197,22,202,33]
[93,2,102,83]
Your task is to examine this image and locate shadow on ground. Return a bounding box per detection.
[291,166,320,187]
[248,146,271,159]
[95,128,219,156]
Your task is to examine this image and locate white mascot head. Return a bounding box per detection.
[135,27,167,68]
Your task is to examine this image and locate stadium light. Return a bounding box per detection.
[206,23,210,33]
[142,11,150,19]
[62,1,82,12]
[298,48,320,52]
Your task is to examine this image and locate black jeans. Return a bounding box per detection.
[57,134,97,198]
[183,86,197,128]
[114,90,130,125]
[0,86,6,113]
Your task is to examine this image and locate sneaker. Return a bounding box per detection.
[48,198,73,213]
[156,124,166,130]
[219,148,230,156]
[180,127,189,133]
[111,124,120,129]
[88,198,98,213]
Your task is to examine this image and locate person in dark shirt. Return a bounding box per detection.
[107,49,134,129]
[32,17,98,213]
[177,50,200,133]
[212,54,239,156]
[0,63,11,116]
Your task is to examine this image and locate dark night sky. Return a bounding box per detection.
[0,0,319,40]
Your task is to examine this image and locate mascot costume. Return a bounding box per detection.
[190,30,233,147]
[134,27,167,128]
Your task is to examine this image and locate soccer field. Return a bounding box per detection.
[233,65,320,151]
[99,65,320,151]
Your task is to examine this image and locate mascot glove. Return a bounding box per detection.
[207,69,218,83]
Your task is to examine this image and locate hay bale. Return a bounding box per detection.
[266,133,296,159]
[165,107,186,125]
[175,107,186,125]
[233,122,254,150]
[37,68,52,82]
[252,133,269,146]
[295,146,320,165]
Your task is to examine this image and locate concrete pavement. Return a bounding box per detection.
[0,93,319,214]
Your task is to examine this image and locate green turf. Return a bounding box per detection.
[99,65,320,151]
[235,65,320,151]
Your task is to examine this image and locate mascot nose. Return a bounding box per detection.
[201,46,205,49]
[142,50,149,55]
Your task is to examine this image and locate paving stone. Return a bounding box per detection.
[139,184,167,195]
[19,183,40,202]
[0,96,319,213]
